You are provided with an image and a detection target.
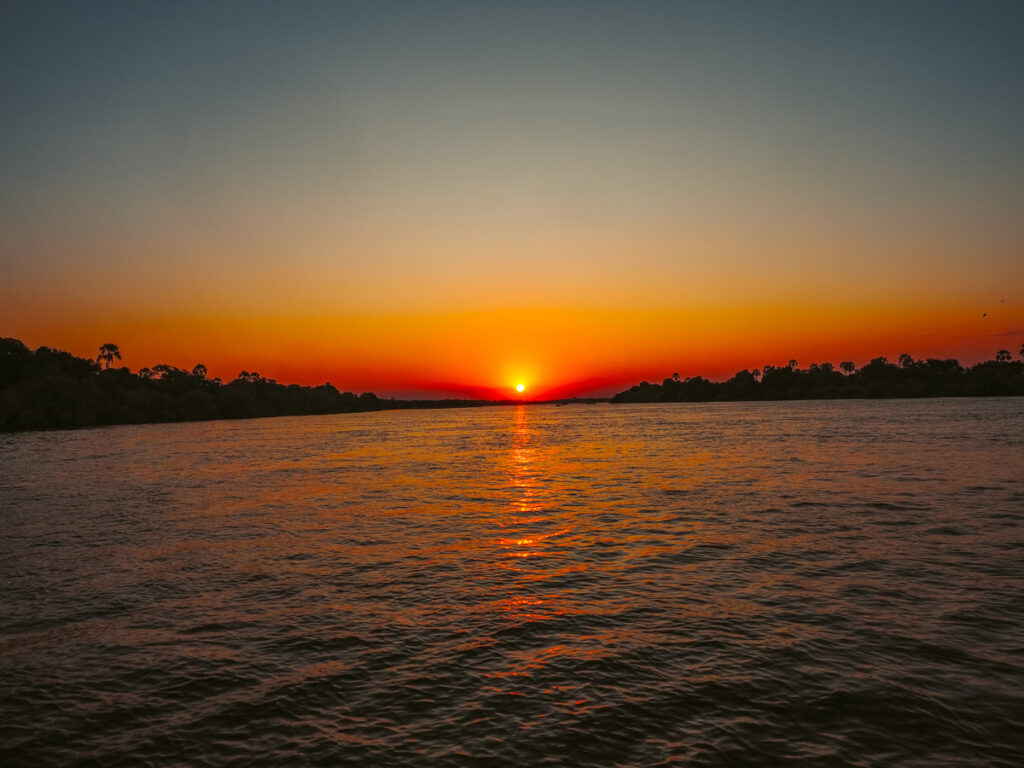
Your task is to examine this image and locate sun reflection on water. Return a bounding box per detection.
[5,401,1019,763]
[508,405,543,518]
[489,405,593,706]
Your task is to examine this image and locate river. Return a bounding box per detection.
[1,399,1022,765]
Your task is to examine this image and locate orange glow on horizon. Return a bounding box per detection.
[3,4,1022,403]
[3,301,1020,399]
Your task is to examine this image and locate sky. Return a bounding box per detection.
[2,0,1022,398]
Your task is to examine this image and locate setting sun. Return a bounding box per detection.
[2,4,1022,766]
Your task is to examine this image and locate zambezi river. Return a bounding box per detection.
[1,399,1022,766]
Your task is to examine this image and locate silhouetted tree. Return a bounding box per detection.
[995,349,1012,363]
[152,364,183,379]
[1,338,33,389]
[898,353,915,369]
[840,361,856,375]
[0,336,412,431]
[97,343,121,369]
[727,369,758,398]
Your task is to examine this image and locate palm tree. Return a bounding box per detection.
[97,343,121,369]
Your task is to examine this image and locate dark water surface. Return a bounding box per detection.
[2,399,1023,766]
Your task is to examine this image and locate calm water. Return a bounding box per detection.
[1,399,1022,766]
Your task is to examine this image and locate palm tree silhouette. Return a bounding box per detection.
[97,343,121,369]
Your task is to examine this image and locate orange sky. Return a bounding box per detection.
[5,302,1019,399]
[2,3,1022,397]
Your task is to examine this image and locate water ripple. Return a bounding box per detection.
[1,399,1023,766]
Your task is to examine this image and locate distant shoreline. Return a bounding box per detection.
[611,352,1023,404]
[0,336,613,432]
[2,336,1021,432]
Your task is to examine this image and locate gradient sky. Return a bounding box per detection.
[2,0,1022,397]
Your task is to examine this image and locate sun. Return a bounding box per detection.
[515,383,525,393]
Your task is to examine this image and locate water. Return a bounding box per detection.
[1,399,1022,766]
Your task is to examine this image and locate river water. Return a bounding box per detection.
[1,399,1022,766]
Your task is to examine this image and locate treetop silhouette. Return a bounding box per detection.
[97,343,121,369]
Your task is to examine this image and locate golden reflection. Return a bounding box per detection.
[497,408,575,600]
[487,404,600,704]
[501,406,549,560]
[509,405,539,515]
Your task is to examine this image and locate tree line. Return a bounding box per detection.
[5,337,1022,431]
[0,338,481,432]
[611,347,1024,403]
